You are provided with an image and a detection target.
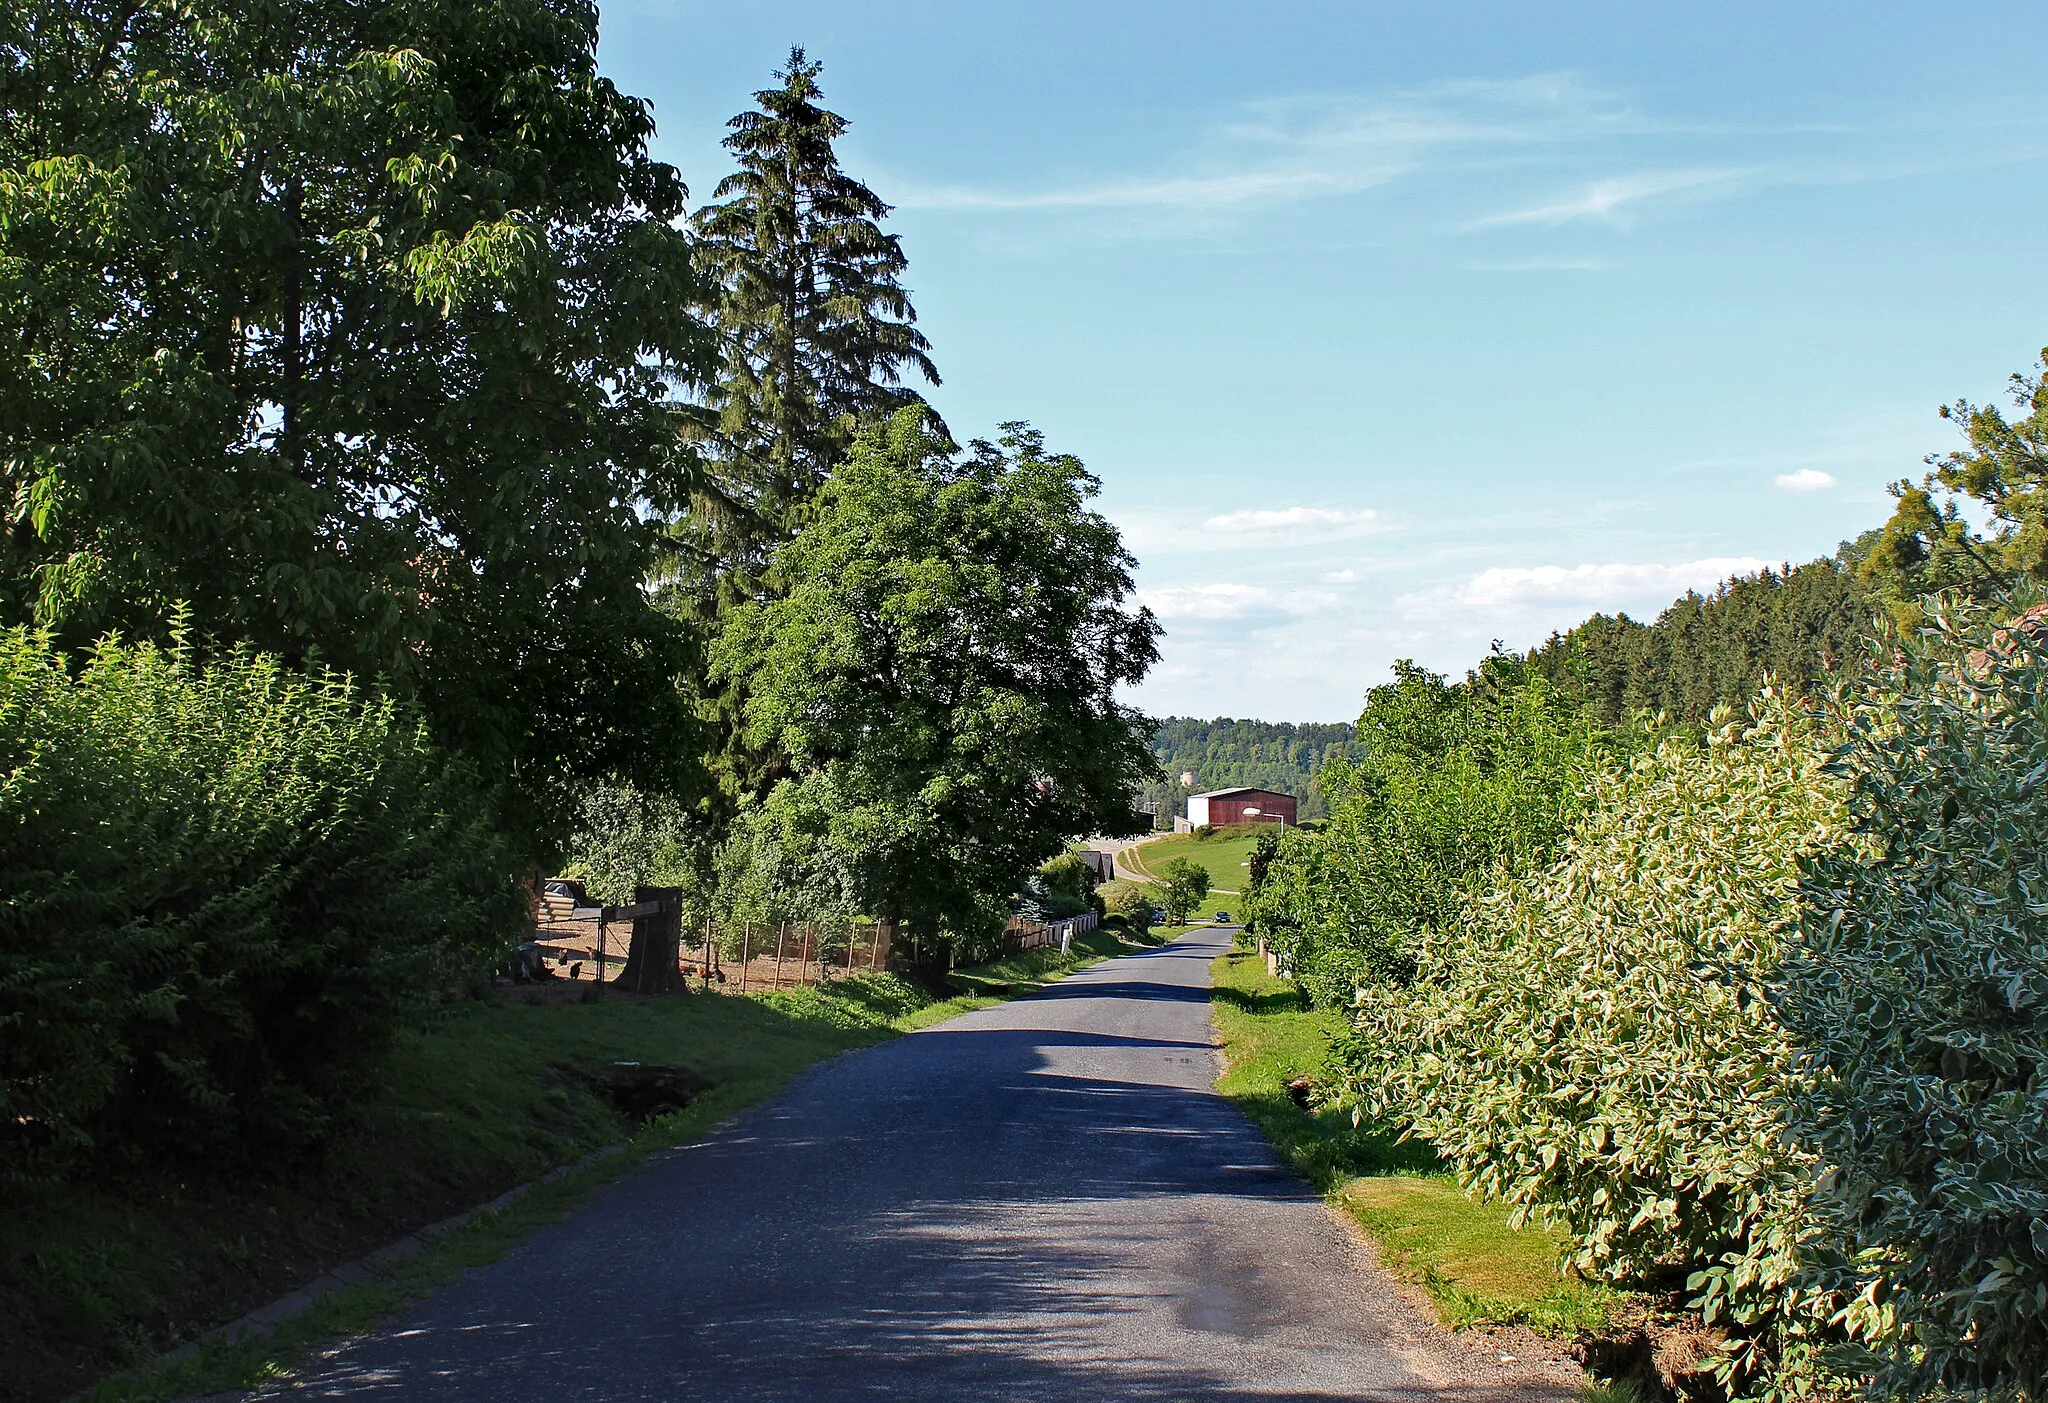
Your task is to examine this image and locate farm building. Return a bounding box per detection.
[1186,786,1297,827]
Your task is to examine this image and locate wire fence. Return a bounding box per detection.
[526,883,1101,993]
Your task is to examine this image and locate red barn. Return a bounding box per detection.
[1186,786,1296,827]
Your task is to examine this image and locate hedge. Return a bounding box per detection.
[0,630,524,1178]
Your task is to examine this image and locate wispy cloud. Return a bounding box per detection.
[1473,168,1750,227]
[895,74,1631,215]
[1465,257,1610,272]
[1139,582,1339,621]
[1774,468,1839,492]
[1202,506,1384,537]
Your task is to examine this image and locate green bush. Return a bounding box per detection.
[0,630,524,1178]
[1782,597,2048,1403]
[1098,879,1154,933]
[1352,694,1849,1397]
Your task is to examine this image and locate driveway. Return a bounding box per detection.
[260,930,1572,1401]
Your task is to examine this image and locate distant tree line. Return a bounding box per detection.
[1140,717,1355,823]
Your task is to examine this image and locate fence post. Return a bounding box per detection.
[800,924,813,986]
[845,924,856,980]
[739,922,751,993]
[774,922,788,989]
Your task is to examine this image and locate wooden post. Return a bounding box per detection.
[845,924,856,980]
[596,912,607,996]
[739,923,751,992]
[773,922,788,990]
[800,924,813,986]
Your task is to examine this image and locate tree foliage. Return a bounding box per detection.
[0,628,523,1179]
[1098,879,1154,933]
[709,409,1158,954]
[0,0,715,825]
[1244,657,1603,1005]
[1859,352,2048,618]
[1524,559,1876,730]
[1352,695,1851,1399]
[1157,857,1211,925]
[678,46,939,606]
[1782,593,2048,1403]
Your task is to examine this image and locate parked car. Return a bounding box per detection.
[1212,911,1233,923]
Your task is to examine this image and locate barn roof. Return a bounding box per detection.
[1191,786,1291,800]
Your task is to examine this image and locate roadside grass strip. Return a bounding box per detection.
[21,935,1155,1403]
[1208,947,1617,1336]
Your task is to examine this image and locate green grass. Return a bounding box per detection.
[10,937,1150,1403]
[1125,825,1269,892]
[1209,948,1617,1336]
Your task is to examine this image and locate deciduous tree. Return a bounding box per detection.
[0,0,716,830]
[710,408,1156,955]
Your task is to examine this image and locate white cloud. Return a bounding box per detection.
[1323,568,1361,583]
[1201,506,1384,537]
[1473,168,1749,228]
[1773,468,1839,492]
[1444,556,1772,610]
[1139,582,1338,621]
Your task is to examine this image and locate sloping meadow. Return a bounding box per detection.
[1327,597,2048,1403]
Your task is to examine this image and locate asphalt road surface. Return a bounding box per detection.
[262,929,1571,1401]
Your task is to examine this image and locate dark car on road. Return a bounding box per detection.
[1212,911,1232,923]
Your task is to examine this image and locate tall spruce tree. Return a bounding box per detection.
[679,47,940,610]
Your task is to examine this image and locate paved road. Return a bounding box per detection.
[265,930,1567,1401]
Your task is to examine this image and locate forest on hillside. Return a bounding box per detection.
[1140,718,1356,823]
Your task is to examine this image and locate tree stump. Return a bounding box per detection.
[616,885,686,995]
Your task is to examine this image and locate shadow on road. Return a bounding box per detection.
[269,934,1552,1403]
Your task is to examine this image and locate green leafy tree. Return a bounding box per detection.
[1782,591,2048,1403]
[1157,857,1211,925]
[0,0,715,828]
[1245,656,1603,1004]
[709,408,1157,956]
[1524,558,1877,729]
[678,46,940,609]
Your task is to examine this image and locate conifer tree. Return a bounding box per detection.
[679,47,941,609]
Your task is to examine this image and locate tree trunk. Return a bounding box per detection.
[616,885,686,995]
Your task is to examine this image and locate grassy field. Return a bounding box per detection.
[1209,946,1617,1336]
[1124,824,1272,892]
[10,932,1154,1403]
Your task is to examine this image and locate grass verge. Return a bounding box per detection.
[11,934,1151,1403]
[1209,946,1618,1336]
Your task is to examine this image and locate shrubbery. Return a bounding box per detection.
[0,631,524,1179]
[1350,694,1849,1395]
[1782,598,2048,1403]
[1245,658,1604,1004]
[1098,879,1154,933]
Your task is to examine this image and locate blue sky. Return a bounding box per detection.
[600,1,2048,721]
